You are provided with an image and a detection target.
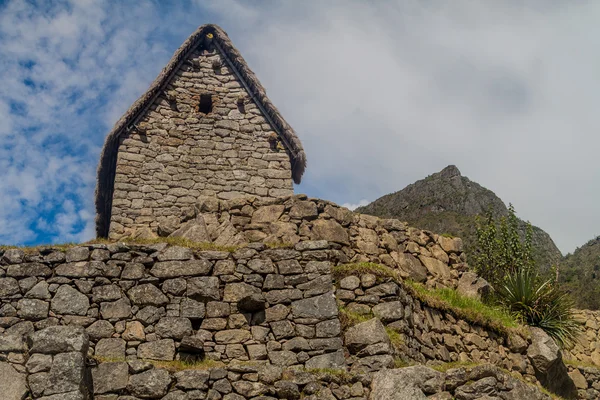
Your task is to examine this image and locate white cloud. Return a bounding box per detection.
[341,199,370,211]
[2,0,600,255]
[206,1,600,254]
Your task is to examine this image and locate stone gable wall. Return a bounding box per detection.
[109,42,294,239]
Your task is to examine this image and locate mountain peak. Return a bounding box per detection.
[439,165,461,179]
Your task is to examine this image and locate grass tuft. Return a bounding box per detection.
[430,361,480,373]
[0,237,240,254]
[386,327,404,350]
[338,305,373,330]
[404,280,525,337]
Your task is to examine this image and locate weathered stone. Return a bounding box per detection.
[392,252,428,282]
[438,236,463,253]
[6,262,51,277]
[252,205,285,223]
[65,247,90,262]
[171,218,211,242]
[457,272,491,300]
[344,318,390,354]
[266,289,303,304]
[268,350,297,366]
[569,369,587,390]
[50,285,89,316]
[223,282,262,302]
[372,301,404,322]
[175,369,210,390]
[100,298,132,320]
[214,329,251,344]
[26,353,53,374]
[180,297,206,319]
[86,320,114,340]
[156,317,193,339]
[0,361,28,400]
[25,281,51,299]
[311,219,349,245]
[187,276,220,301]
[527,327,577,399]
[151,259,212,277]
[45,352,86,396]
[92,362,129,394]
[247,258,276,274]
[137,339,175,361]
[17,298,49,320]
[30,326,88,354]
[291,292,337,320]
[230,380,267,397]
[2,249,25,264]
[316,319,341,338]
[0,277,20,297]
[92,285,122,302]
[370,366,444,400]
[305,349,346,369]
[95,338,126,359]
[136,305,163,325]
[127,284,169,306]
[127,368,172,398]
[339,276,360,290]
[418,256,451,279]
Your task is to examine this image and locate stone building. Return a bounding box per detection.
[95,24,307,239]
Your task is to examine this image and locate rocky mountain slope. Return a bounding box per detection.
[560,236,600,309]
[356,165,562,271]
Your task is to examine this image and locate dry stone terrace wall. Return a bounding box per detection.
[565,309,600,366]
[335,273,536,381]
[0,242,344,370]
[114,194,473,294]
[109,44,294,239]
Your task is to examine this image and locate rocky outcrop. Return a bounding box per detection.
[356,165,562,271]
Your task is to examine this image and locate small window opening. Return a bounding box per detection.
[198,94,213,114]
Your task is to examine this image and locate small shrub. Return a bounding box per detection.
[474,204,535,287]
[496,268,581,348]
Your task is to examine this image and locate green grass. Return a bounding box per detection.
[0,236,240,254]
[430,361,480,373]
[564,358,600,369]
[386,327,404,350]
[338,305,373,329]
[334,261,524,337]
[404,280,525,337]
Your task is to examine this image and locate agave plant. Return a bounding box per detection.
[496,268,581,348]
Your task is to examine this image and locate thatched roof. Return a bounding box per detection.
[95,24,307,238]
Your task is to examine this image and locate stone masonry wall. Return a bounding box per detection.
[335,274,535,381]
[109,40,294,239]
[0,242,342,371]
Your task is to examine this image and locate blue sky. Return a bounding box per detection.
[2,1,600,254]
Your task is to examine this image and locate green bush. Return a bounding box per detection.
[496,268,581,348]
[474,204,535,287]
